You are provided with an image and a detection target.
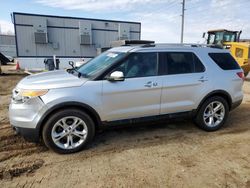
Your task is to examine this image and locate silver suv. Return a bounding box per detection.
[9,44,244,153]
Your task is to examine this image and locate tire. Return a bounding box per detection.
[42,109,95,154]
[194,96,229,131]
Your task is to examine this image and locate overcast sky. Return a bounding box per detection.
[0,0,250,43]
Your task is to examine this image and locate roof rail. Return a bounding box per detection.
[141,43,155,47]
[140,43,223,49]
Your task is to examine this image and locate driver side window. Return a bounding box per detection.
[114,52,158,78]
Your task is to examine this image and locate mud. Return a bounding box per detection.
[0,159,44,180]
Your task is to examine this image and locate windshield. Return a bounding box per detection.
[223,32,236,42]
[77,51,126,79]
[208,31,237,45]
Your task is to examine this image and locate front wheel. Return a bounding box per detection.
[42,109,95,154]
[194,96,229,131]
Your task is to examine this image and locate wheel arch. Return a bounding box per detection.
[37,102,102,137]
[196,90,232,113]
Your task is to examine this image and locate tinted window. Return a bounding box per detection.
[159,53,167,75]
[209,53,240,70]
[194,54,205,72]
[162,52,205,75]
[114,52,158,78]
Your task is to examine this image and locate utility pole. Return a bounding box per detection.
[180,0,185,43]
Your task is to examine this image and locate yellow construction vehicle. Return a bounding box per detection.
[203,29,250,76]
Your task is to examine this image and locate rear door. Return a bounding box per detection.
[159,51,211,114]
[101,52,163,121]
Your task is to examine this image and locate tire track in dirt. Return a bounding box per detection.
[0,123,47,163]
[0,132,47,163]
[0,159,44,180]
[0,72,47,180]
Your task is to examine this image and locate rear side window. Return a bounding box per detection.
[159,52,205,75]
[209,53,240,70]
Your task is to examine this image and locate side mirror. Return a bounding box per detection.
[202,32,206,38]
[107,71,125,81]
[69,61,74,68]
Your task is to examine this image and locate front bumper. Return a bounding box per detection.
[11,125,40,142]
[9,97,48,142]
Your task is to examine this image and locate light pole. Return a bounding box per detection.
[181,0,185,43]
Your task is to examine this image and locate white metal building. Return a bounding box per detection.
[13,12,141,69]
[0,34,16,57]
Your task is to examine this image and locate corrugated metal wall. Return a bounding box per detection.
[0,35,16,45]
[0,35,16,57]
[14,13,141,58]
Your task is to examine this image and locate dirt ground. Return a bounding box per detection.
[0,64,250,188]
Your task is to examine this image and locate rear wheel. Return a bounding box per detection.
[194,96,229,131]
[42,109,95,154]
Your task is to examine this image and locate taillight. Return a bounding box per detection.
[237,72,245,80]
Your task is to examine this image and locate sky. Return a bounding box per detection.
[0,0,250,43]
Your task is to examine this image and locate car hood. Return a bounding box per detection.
[17,70,88,90]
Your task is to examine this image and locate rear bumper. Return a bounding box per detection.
[231,99,242,111]
[11,125,40,142]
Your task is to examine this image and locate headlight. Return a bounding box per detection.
[19,89,48,97]
[12,89,48,103]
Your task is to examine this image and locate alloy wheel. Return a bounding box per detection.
[203,101,225,127]
[51,116,88,150]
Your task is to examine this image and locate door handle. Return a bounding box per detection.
[153,82,158,86]
[144,81,152,87]
[144,81,158,87]
[198,76,208,82]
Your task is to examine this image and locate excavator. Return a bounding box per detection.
[203,29,250,76]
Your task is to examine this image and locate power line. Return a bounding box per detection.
[139,1,179,20]
[152,1,179,15]
[186,0,250,15]
[164,1,180,11]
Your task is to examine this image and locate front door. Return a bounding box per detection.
[101,52,162,121]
